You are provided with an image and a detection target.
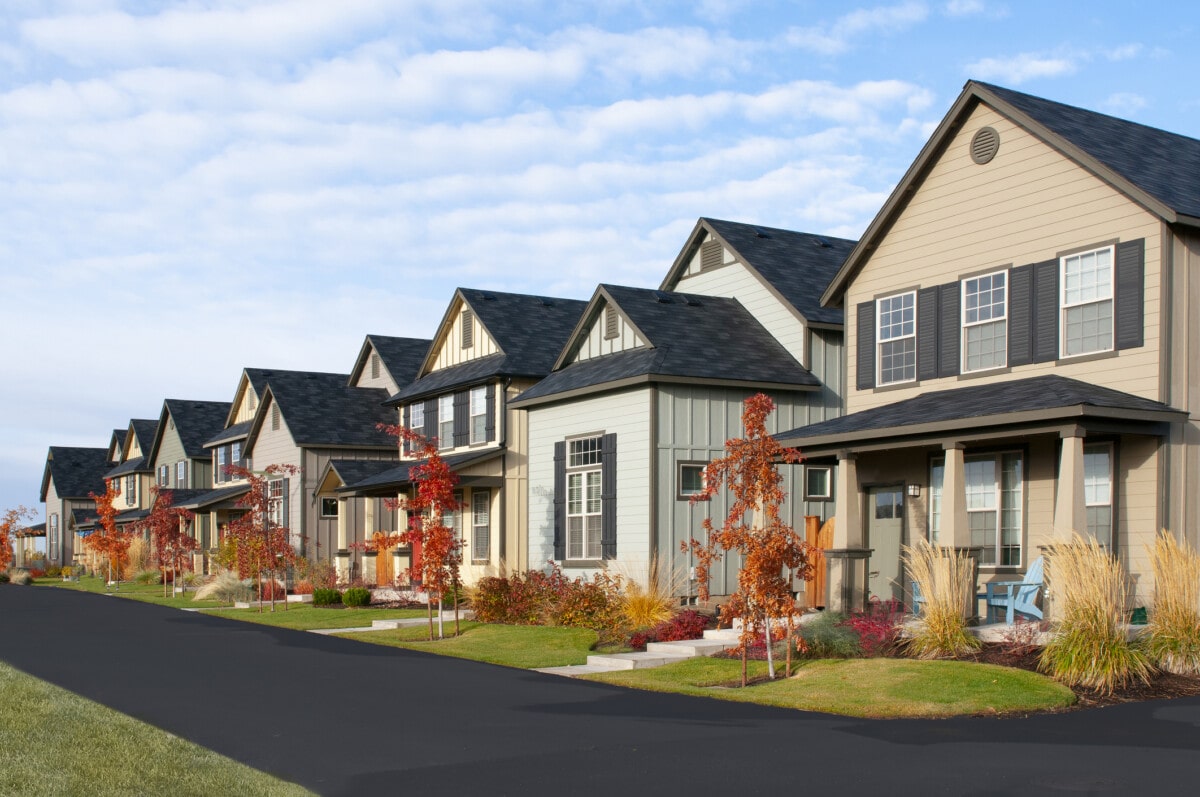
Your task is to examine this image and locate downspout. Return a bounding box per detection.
[499,378,511,568]
[648,385,659,569]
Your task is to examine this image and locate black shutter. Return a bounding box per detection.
[600,433,617,560]
[281,478,290,532]
[1032,259,1059,362]
[423,398,436,443]
[553,442,565,560]
[485,383,496,442]
[938,282,960,377]
[856,300,876,390]
[917,287,940,381]
[453,390,468,447]
[1008,264,1034,367]
[401,405,410,455]
[1115,238,1145,350]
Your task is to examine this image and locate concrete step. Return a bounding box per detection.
[703,628,742,642]
[646,639,735,657]
[585,650,694,670]
[536,664,627,677]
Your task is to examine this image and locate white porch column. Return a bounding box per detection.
[827,451,869,613]
[335,496,350,582]
[942,443,969,548]
[1055,432,1087,535]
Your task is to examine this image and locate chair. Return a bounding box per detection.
[984,556,1045,625]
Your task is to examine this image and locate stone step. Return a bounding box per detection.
[646,639,735,657]
[585,650,694,670]
[703,628,742,642]
[536,664,627,677]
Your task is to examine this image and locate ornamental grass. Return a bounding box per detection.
[902,538,980,659]
[1039,534,1151,694]
[618,556,677,630]
[1146,531,1200,676]
[193,571,254,603]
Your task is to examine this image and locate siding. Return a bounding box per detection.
[152,422,188,488]
[845,102,1162,411]
[1165,231,1200,551]
[570,302,647,363]
[246,398,303,546]
[431,302,500,371]
[233,382,260,424]
[306,448,399,567]
[353,351,400,394]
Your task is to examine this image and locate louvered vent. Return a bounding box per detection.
[970,126,1000,164]
[371,353,380,379]
[604,306,618,339]
[700,240,723,271]
[271,404,280,431]
[461,309,474,348]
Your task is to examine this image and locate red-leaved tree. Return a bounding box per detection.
[0,505,36,572]
[88,480,134,589]
[685,393,813,685]
[140,487,197,597]
[224,463,299,612]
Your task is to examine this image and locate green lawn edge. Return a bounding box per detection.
[336,623,601,668]
[0,661,313,797]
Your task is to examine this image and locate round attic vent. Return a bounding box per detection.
[970,126,1000,164]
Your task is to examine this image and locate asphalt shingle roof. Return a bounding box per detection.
[105,457,148,478]
[129,419,159,456]
[43,447,110,500]
[174,484,251,510]
[699,218,855,326]
[363,336,430,386]
[324,459,403,489]
[462,289,588,374]
[979,81,1200,220]
[512,285,819,405]
[204,420,252,447]
[390,353,508,403]
[263,370,396,449]
[340,449,503,493]
[164,400,233,458]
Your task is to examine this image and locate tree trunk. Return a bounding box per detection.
[764,613,775,679]
[741,644,747,688]
[437,594,445,639]
[426,596,434,641]
[453,575,460,637]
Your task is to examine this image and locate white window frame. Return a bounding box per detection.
[410,402,424,432]
[1083,442,1114,547]
[158,464,169,487]
[877,291,916,385]
[438,394,454,450]
[176,460,187,487]
[677,462,707,500]
[1060,245,1114,358]
[566,436,603,560]
[472,490,490,563]
[49,513,59,560]
[125,475,137,506]
[961,269,1008,373]
[929,451,1023,567]
[469,386,487,445]
[267,479,285,529]
[804,466,832,501]
[231,441,242,469]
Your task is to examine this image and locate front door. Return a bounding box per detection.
[867,486,905,605]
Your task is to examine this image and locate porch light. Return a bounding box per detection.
[907,484,921,498]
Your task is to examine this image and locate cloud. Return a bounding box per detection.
[785,2,929,56]
[1102,92,1147,116]
[965,52,1077,84]
[1108,43,1143,61]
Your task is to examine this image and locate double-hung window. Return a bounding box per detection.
[125,475,137,506]
[566,436,603,560]
[216,447,227,483]
[1061,246,1114,357]
[267,479,284,529]
[49,514,59,560]
[469,386,487,444]
[962,271,1007,371]
[158,465,169,487]
[929,451,1023,566]
[877,292,916,385]
[1084,443,1114,547]
[176,461,187,488]
[410,402,424,433]
[231,442,242,469]
[472,490,490,562]
[438,395,454,449]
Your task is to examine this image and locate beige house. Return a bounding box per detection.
[777,80,1195,614]
[39,446,110,568]
[104,418,161,532]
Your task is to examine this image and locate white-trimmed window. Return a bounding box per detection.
[469,386,487,444]
[567,436,603,560]
[805,466,832,500]
[677,462,706,499]
[438,395,454,449]
[410,402,424,431]
[320,498,338,518]
[962,271,1007,372]
[231,441,242,469]
[1084,443,1114,547]
[176,461,187,488]
[447,489,463,540]
[877,291,916,385]
[49,514,59,560]
[125,475,137,506]
[929,452,1023,566]
[215,447,227,483]
[928,461,944,544]
[1061,246,1114,357]
[158,464,169,487]
[472,490,490,562]
[267,479,285,528]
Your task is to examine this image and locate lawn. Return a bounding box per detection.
[584,657,1076,718]
[39,575,226,609]
[203,604,427,630]
[338,623,603,668]
[0,661,312,796]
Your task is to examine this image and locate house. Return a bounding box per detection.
[39,446,110,567]
[334,289,586,586]
[512,218,853,604]
[776,80,1194,614]
[102,418,160,532]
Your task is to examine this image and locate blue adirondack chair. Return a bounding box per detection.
[984,556,1045,625]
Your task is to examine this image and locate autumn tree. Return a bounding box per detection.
[140,487,197,597]
[88,480,133,589]
[224,463,300,612]
[686,393,813,685]
[0,506,36,572]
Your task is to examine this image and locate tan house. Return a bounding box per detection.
[104,418,161,532]
[777,81,1194,614]
[38,446,109,568]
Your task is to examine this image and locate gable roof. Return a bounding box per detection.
[660,217,855,327]
[41,447,109,502]
[246,370,397,450]
[338,449,504,496]
[117,419,158,463]
[822,79,1200,306]
[511,284,820,407]
[145,399,233,466]
[107,429,126,464]
[222,367,274,427]
[347,335,431,388]
[204,420,252,448]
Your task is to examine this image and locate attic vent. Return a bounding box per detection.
[370,353,380,379]
[248,393,256,411]
[539,298,553,307]
[684,296,702,307]
[813,236,830,248]
[604,306,618,339]
[478,292,496,301]
[653,291,673,304]
[271,404,280,431]
[754,229,771,239]
[970,126,1000,165]
[700,240,723,271]
[461,309,474,348]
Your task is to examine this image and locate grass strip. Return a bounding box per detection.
[584,657,1076,718]
[39,575,226,609]
[338,623,600,668]
[0,661,312,796]
[202,604,426,630]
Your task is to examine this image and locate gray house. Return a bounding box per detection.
[39,446,109,567]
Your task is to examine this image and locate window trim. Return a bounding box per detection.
[676,461,708,501]
[125,475,137,506]
[565,434,604,561]
[804,465,833,501]
[176,460,187,488]
[267,479,285,529]
[438,394,455,450]
[876,290,917,386]
[1083,441,1115,548]
[320,497,339,518]
[1060,244,1115,359]
[961,268,1008,373]
[471,489,490,563]
[469,386,487,445]
[928,449,1024,568]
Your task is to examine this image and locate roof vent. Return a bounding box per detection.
[970,126,1000,165]
[653,291,673,304]
[813,236,830,248]
[478,292,496,301]
[754,228,771,239]
[684,296,702,307]
[539,298,553,307]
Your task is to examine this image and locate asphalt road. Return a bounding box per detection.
[2,586,1199,796]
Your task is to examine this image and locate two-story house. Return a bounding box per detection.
[103,418,160,533]
[39,446,110,568]
[777,81,1193,613]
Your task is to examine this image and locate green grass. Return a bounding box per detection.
[338,623,602,668]
[0,661,312,796]
[39,575,226,609]
[203,604,427,630]
[584,657,1076,718]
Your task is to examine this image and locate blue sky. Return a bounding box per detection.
[3,0,1197,525]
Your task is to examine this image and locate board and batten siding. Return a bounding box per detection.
[232,383,260,424]
[306,447,399,566]
[153,425,187,486]
[526,388,652,576]
[845,102,1162,412]
[1163,231,1200,549]
[245,399,303,545]
[570,304,646,362]
[431,303,500,371]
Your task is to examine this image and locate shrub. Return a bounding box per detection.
[470,564,623,635]
[60,566,73,579]
[179,572,206,588]
[9,570,33,586]
[841,600,905,656]
[797,612,863,658]
[257,580,286,601]
[28,568,45,579]
[133,569,162,585]
[292,580,314,595]
[127,537,150,572]
[296,558,339,590]
[45,566,62,578]
[1039,534,1152,694]
[0,571,10,584]
[903,538,980,659]
[193,571,254,603]
[1145,532,1200,676]
[618,557,676,629]
[342,587,371,607]
[626,610,710,651]
[312,588,343,606]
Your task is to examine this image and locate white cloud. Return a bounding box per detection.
[1102,92,1147,116]
[1108,43,1143,61]
[966,52,1077,84]
[786,2,928,55]
[944,0,983,15]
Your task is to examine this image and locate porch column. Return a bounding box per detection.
[335,497,350,582]
[941,443,981,620]
[1055,431,1087,535]
[361,498,377,584]
[826,451,869,613]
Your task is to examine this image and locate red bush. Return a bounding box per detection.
[469,563,620,631]
[28,568,45,578]
[258,580,286,601]
[292,580,314,595]
[627,610,711,650]
[839,599,904,656]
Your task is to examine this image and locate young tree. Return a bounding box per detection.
[140,488,197,597]
[87,480,133,590]
[224,463,300,612]
[0,506,36,572]
[686,393,813,685]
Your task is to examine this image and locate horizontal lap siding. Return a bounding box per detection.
[153,426,187,484]
[846,103,1162,412]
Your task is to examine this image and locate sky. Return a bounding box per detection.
[3,0,1199,525]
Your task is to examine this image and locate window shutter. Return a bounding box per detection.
[937,282,960,377]
[1032,259,1059,363]
[281,478,290,533]
[553,442,566,560]
[600,433,617,560]
[485,383,496,442]
[401,405,410,454]
[1115,238,1145,350]
[453,390,469,447]
[1007,264,1034,367]
[423,398,436,442]
[856,300,876,390]
[917,286,940,381]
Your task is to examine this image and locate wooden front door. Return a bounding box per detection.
[376,543,395,586]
